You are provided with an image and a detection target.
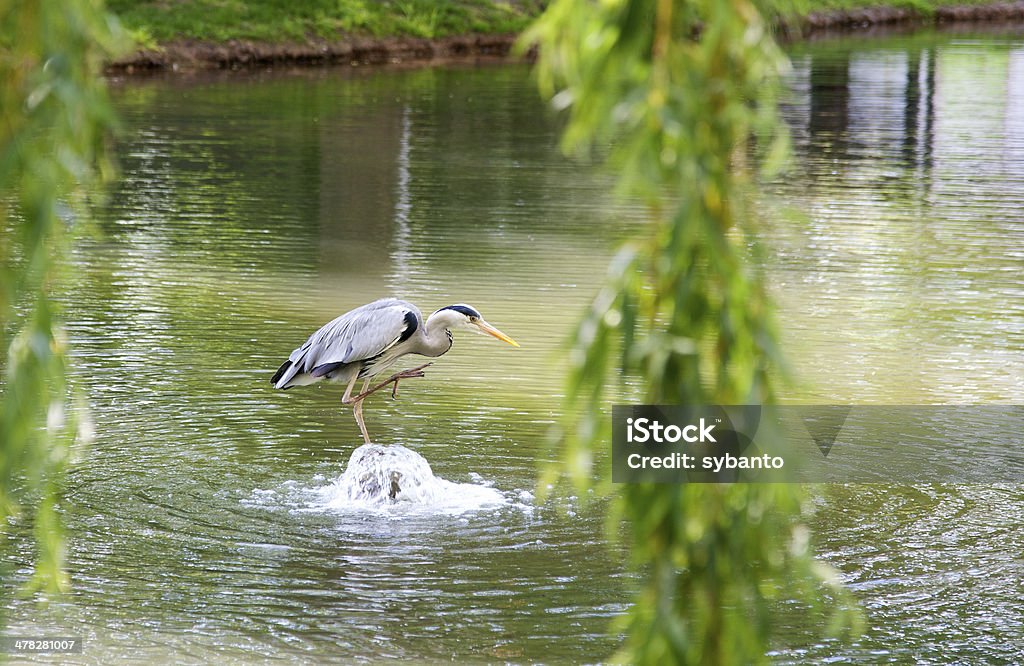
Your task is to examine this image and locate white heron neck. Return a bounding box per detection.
[420,311,460,357]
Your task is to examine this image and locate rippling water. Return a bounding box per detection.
[3,27,1023,663]
[766,29,1024,663]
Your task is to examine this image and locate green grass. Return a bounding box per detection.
[105,0,546,45]
[106,0,1002,50]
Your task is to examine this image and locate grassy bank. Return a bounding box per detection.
[105,0,1023,70]
[109,0,1015,47]
[108,0,545,48]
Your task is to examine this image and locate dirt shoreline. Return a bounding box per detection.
[107,2,1024,74]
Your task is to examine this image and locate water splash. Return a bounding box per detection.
[315,444,508,516]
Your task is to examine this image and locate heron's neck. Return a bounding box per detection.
[420,313,457,357]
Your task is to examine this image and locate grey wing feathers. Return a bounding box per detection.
[275,299,420,387]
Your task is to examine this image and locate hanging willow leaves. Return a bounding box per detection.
[525,0,859,663]
[0,0,123,597]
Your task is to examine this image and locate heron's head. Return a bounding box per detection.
[430,304,519,347]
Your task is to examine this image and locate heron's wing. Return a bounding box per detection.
[290,299,420,371]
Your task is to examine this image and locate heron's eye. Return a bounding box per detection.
[469,316,478,323]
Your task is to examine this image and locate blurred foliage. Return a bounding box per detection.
[0,0,122,596]
[525,0,859,663]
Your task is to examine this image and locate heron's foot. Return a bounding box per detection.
[389,363,431,398]
[353,362,433,402]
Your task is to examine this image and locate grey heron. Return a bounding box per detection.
[271,298,519,443]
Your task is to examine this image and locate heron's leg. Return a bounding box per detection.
[340,374,361,405]
[352,392,372,444]
[350,362,433,402]
[341,376,373,444]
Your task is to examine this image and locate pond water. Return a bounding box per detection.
[4,26,1023,663]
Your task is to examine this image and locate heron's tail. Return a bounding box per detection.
[271,360,298,389]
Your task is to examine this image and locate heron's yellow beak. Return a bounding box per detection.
[475,320,520,347]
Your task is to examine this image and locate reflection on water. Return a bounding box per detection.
[772,33,1024,403]
[2,28,1023,663]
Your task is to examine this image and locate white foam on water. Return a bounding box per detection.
[311,443,509,517]
[242,444,539,522]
